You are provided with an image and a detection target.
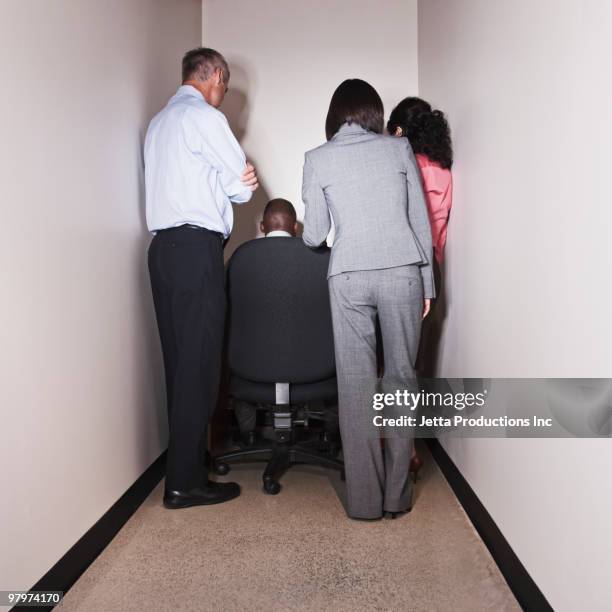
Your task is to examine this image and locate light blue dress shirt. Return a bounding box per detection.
[144,85,252,237]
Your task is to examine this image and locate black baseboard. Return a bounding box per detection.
[21,451,166,611]
[425,439,553,612]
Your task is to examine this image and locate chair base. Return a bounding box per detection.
[213,439,344,495]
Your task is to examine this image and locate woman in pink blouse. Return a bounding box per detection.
[387,97,453,480]
[388,97,453,266]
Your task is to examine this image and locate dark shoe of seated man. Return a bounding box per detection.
[164,480,240,509]
[234,399,258,446]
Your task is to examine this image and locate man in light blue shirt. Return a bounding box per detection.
[145,55,257,235]
[145,48,258,510]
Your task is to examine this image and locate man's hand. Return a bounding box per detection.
[241,162,259,192]
[422,298,431,319]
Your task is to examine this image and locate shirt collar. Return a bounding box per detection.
[265,230,293,238]
[176,84,206,102]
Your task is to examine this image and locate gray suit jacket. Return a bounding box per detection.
[301,122,435,298]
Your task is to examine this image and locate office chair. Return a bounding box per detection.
[212,237,344,494]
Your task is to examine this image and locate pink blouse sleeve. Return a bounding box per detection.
[417,157,453,264]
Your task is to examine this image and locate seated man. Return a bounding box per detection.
[233,198,338,446]
[234,198,297,445]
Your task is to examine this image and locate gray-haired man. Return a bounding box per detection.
[145,48,258,509]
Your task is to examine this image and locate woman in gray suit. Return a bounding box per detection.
[301,79,434,520]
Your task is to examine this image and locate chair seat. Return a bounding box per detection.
[231,375,337,404]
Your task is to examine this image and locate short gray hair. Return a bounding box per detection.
[182,47,229,83]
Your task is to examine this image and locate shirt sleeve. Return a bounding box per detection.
[301,152,331,248]
[420,164,452,263]
[183,107,253,204]
[402,141,436,299]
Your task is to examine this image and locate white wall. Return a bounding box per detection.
[202,0,418,256]
[418,1,612,609]
[0,0,201,591]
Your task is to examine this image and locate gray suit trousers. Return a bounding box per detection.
[329,265,423,519]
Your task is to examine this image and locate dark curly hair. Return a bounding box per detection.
[387,97,453,169]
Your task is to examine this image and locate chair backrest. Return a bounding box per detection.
[227,237,335,384]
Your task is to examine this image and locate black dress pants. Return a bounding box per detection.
[148,225,226,491]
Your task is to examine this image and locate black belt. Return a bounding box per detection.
[157,224,225,242]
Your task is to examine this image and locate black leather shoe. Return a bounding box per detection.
[163,481,241,509]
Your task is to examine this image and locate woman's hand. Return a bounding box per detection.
[422,299,431,319]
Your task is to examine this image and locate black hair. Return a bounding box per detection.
[325,79,384,141]
[387,97,453,169]
[263,198,296,222]
[182,47,229,83]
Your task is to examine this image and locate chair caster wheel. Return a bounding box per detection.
[263,480,281,495]
[213,462,230,476]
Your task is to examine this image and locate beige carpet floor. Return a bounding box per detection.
[57,444,519,611]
